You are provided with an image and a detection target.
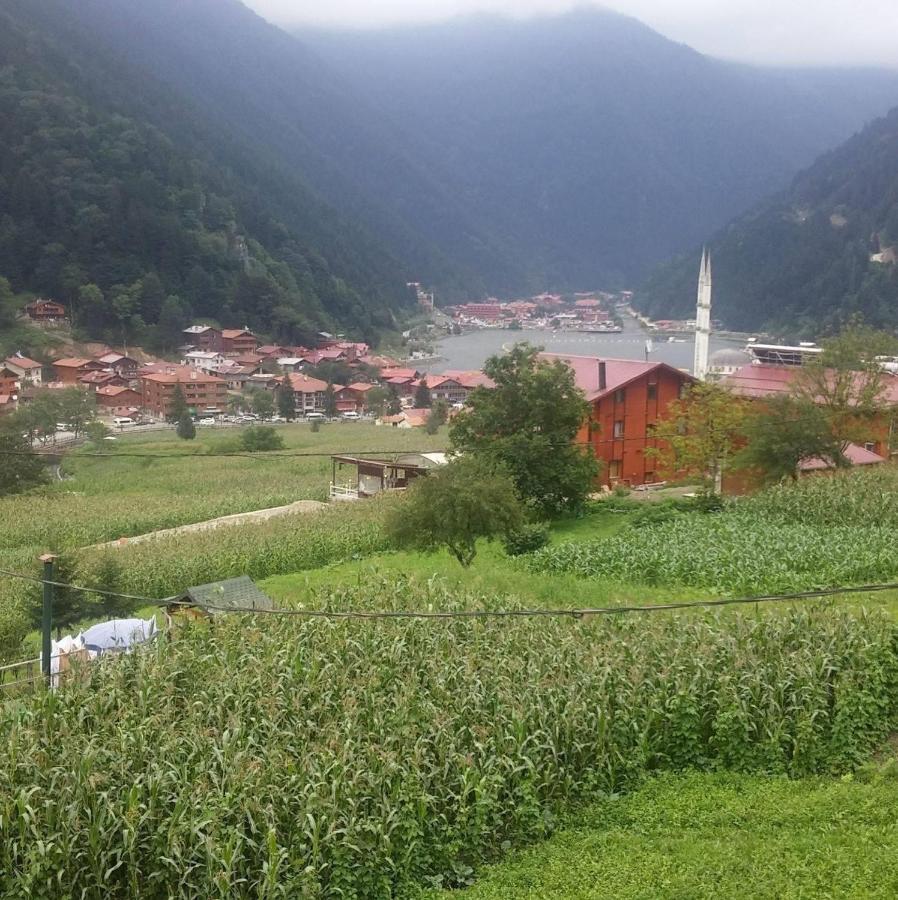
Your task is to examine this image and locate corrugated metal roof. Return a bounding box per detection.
[183,576,273,614]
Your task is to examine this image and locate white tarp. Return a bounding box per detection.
[42,617,158,688]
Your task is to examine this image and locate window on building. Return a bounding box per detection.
[613,420,624,438]
[647,383,657,400]
[609,460,622,478]
[614,388,625,403]
[865,442,877,452]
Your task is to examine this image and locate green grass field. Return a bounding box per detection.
[431,766,898,899]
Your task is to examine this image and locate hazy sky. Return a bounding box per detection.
[244,0,898,68]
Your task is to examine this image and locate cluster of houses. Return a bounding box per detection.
[2,320,496,424]
[448,292,622,331]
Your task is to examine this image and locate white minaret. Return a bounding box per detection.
[693,248,712,381]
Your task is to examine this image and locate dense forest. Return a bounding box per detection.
[0,0,428,350]
[638,107,898,334]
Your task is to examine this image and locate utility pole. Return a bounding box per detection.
[39,553,57,683]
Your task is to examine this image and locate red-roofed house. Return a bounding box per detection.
[543,353,695,487]
[220,329,258,355]
[79,370,128,391]
[94,352,139,376]
[182,325,221,351]
[421,370,494,405]
[53,358,107,384]
[95,385,144,417]
[335,382,374,413]
[287,373,331,415]
[25,299,66,321]
[382,408,430,428]
[140,366,227,418]
[720,363,897,489]
[0,366,19,398]
[4,355,43,385]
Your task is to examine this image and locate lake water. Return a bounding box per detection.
[425,320,743,375]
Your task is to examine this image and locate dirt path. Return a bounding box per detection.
[92,500,327,549]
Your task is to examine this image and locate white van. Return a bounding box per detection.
[113,417,135,427]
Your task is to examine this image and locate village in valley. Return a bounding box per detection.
[4,2,898,891]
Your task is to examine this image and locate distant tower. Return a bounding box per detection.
[693,248,712,381]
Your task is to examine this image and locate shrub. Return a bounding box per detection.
[503,522,550,556]
[239,426,285,452]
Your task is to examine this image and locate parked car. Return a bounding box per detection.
[238,414,258,422]
[269,415,286,423]
[305,411,326,421]
[112,417,135,427]
[341,411,361,421]
[197,417,216,426]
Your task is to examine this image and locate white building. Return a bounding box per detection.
[182,350,225,371]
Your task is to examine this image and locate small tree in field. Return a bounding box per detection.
[0,425,46,496]
[276,379,295,420]
[250,389,275,420]
[647,382,747,492]
[414,380,432,409]
[176,411,196,440]
[387,457,524,567]
[737,395,848,483]
[425,399,449,434]
[168,384,188,424]
[324,383,338,418]
[450,344,598,516]
[240,426,285,452]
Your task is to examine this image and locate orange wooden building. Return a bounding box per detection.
[543,354,694,487]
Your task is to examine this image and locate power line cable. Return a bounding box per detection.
[1,566,897,622]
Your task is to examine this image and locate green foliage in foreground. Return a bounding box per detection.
[528,468,898,596]
[76,501,394,603]
[387,457,523,566]
[0,590,896,896]
[436,769,898,899]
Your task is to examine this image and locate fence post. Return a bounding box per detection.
[39,554,57,683]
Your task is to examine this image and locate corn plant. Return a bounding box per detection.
[0,577,895,897]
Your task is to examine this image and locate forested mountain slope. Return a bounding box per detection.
[0,0,442,348]
[638,107,898,334]
[302,9,898,291]
[25,0,524,304]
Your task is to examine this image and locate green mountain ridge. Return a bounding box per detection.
[0,0,435,348]
[638,106,898,333]
[300,9,898,292]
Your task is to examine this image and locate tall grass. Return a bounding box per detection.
[0,578,896,896]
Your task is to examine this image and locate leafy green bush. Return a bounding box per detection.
[502,522,550,556]
[0,588,894,896]
[239,426,285,452]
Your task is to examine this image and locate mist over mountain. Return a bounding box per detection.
[300,9,898,292]
[639,106,898,334]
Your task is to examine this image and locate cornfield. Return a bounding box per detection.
[528,468,898,595]
[0,578,896,897]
